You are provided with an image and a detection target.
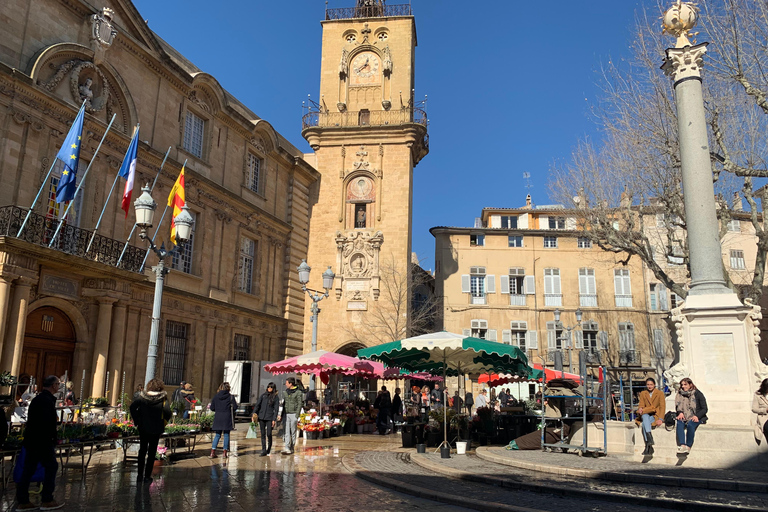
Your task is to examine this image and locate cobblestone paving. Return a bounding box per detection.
[413,452,768,510]
[482,447,765,484]
[354,451,662,512]
[0,433,470,512]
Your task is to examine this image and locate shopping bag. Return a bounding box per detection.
[13,447,45,483]
[246,424,258,439]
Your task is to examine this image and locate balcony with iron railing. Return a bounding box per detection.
[509,294,526,306]
[615,295,633,307]
[547,349,570,366]
[544,293,562,307]
[579,294,598,308]
[0,205,147,273]
[302,106,427,130]
[619,349,641,366]
[325,3,412,20]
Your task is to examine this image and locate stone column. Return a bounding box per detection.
[107,302,127,405]
[0,275,16,357]
[0,278,31,375]
[90,297,117,397]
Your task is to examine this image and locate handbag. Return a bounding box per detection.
[246,423,258,439]
[13,447,45,483]
[664,411,676,429]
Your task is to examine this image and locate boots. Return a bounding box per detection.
[209,449,216,459]
[646,432,654,445]
[137,462,144,483]
[223,449,229,458]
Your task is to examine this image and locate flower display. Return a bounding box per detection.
[155,446,168,460]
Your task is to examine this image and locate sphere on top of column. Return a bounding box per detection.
[662,1,699,48]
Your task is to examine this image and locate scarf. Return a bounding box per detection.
[678,389,697,420]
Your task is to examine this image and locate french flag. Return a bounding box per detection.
[118,126,139,217]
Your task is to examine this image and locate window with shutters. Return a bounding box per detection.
[730,249,746,270]
[233,333,251,361]
[577,237,592,248]
[171,211,196,274]
[238,237,256,294]
[546,321,564,350]
[613,269,632,307]
[470,319,488,339]
[670,291,682,309]
[508,235,523,248]
[544,268,562,306]
[578,268,597,307]
[653,329,665,360]
[508,268,525,306]
[247,153,262,194]
[509,321,527,349]
[163,321,188,385]
[501,215,518,229]
[543,236,558,248]
[470,266,486,304]
[618,322,638,365]
[548,216,566,229]
[183,111,205,158]
[581,320,598,350]
[470,234,485,247]
[649,283,668,311]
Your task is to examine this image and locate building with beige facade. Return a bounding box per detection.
[300,2,429,357]
[434,195,768,393]
[0,0,318,402]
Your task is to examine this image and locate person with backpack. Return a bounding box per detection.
[253,382,279,456]
[465,391,474,416]
[210,382,238,458]
[130,378,172,485]
[373,386,392,435]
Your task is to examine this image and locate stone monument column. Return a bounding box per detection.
[660,2,768,432]
[1,278,32,375]
[90,297,117,397]
[107,302,127,405]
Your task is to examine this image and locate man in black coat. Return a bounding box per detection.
[17,375,63,510]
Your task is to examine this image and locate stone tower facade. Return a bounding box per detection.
[300,2,429,356]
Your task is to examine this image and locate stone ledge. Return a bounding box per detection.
[475,446,768,494]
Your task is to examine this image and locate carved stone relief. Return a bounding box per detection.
[335,230,383,301]
[89,8,118,64]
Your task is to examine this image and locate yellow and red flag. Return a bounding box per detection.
[167,165,185,244]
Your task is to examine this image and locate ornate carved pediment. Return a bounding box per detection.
[90,8,118,63]
[335,230,383,280]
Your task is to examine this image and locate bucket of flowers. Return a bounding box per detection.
[154,446,168,467]
[303,423,320,440]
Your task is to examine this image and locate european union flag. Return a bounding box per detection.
[54,104,85,203]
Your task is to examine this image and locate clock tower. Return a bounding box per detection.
[299,0,429,357]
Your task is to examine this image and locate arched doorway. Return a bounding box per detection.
[20,307,75,390]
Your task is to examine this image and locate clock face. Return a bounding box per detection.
[351,52,380,84]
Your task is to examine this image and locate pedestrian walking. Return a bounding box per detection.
[171,381,186,404]
[499,388,509,407]
[464,390,474,416]
[129,378,171,485]
[16,375,63,510]
[453,390,463,413]
[64,381,76,406]
[278,377,303,455]
[419,386,431,422]
[753,378,768,444]
[210,382,238,459]
[636,377,664,455]
[253,382,279,456]
[430,382,443,409]
[675,377,708,453]
[391,387,403,426]
[475,389,488,409]
[374,386,391,435]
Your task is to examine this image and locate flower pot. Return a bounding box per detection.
[456,441,468,455]
[357,425,364,434]
[108,432,120,439]
[323,429,330,438]
[153,459,164,467]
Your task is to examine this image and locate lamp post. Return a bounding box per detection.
[298,259,335,392]
[553,308,583,375]
[134,184,194,386]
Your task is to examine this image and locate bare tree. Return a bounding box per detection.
[343,257,439,346]
[550,2,768,302]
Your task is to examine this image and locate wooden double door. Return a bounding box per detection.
[20,307,75,389]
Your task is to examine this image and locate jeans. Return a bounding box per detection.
[17,446,58,504]
[676,419,699,447]
[212,431,230,451]
[258,420,273,453]
[283,413,298,452]
[641,414,654,440]
[137,433,160,481]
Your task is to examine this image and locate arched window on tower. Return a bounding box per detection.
[346,176,376,230]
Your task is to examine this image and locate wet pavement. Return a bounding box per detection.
[0,432,472,512]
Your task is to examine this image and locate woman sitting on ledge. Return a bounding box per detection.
[635,377,664,455]
[675,377,707,454]
[753,378,768,444]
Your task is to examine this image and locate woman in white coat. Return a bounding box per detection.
[753,378,768,444]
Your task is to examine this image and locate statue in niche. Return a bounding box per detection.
[351,254,366,272]
[79,77,94,105]
[355,205,367,228]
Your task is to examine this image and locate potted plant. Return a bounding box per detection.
[154,446,168,468]
[0,371,17,405]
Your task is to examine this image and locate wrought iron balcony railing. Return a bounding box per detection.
[325,3,412,20]
[619,349,641,366]
[0,205,147,273]
[582,349,603,364]
[547,349,570,366]
[302,107,427,130]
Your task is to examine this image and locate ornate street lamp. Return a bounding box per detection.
[134,184,194,385]
[298,260,335,391]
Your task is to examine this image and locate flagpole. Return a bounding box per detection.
[115,146,172,268]
[48,113,117,248]
[86,124,139,254]
[16,101,87,237]
[138,159,186,273]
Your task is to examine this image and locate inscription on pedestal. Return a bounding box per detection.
[700,333,739,386]
[345,280,368,291]
[347,301,367,311]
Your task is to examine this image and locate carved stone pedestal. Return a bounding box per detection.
[664,293,768,427]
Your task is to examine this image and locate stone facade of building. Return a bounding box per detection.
[300,4,429,356]
[0,0,318,402]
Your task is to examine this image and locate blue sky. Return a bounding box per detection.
[134,0,655,270]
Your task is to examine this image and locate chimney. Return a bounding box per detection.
[732,192,743,211]
[525,194,532,209]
